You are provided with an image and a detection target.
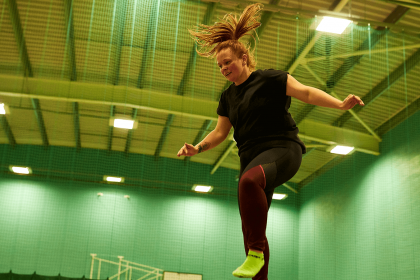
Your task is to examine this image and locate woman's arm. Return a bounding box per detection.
[177,115,232,157]
[286,74,364,110]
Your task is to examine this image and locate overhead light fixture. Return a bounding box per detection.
[0,103,10,115]
[10,166,32,174]
[316,16,352,34]
[192,185,213,193]
[113,119,135,129]
[104,176,124,183]
[330,145,354,155]
[273,193,288,200]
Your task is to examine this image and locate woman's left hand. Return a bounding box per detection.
[340,94,365,110]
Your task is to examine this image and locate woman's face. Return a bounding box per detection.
[216,48,247,84]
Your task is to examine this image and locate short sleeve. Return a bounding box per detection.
[216,90,228,117]
[274,70,289,93]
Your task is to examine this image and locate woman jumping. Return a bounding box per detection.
[177,3,364,279]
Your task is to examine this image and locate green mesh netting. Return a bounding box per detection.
[0,0,419,280]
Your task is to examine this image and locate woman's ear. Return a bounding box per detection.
[242,54,248,65]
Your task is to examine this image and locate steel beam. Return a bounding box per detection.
[287,0,350,124]
[287,0,350,75]
[377,0,420,10]
[294,5,410,125]
[7,0,49,146]
[73,102,81,150]
[249,0,281,49]
[107,105,115,151]
[298,118,379,155]
[171,3,218,159]
[113,0,128,86]
[124,108,138,154]
[0,78,381,157]
[303,43,420,63]
[154,114,174,157]
[177,2,217,96]
[184,120,213,163]
[64,0,80,150]
[0,115,16,146]
[137,0,160,89]
[282,183,298,194]
[303,64,381,141]
[211,140,236,174]
[6,0,32,77]
[64,0,77,81]
[375,96,420,136]
[333,48,420,127]
[202,0,418,32]
[297,154,345,190]
[30,98,49,146]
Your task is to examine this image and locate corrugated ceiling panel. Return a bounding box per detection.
[144,49,189,94]
[118,46,144,88]
[341,0,397,22]
[16,0,68,78]
[6,107,43,145]
[398,6,420,29]
[81,134,107,150]
[0,126,8,144]
[42,111,74,147]
[1,95,31,108]
[129,138,158,156]
[78,103,110,120]
[173,115,211,132]
[137,110,168,126]
[183,56,223,101]
[40,99,73,114]
[296,150,338,182]
[0,0,22,75]
[79,114,108,139]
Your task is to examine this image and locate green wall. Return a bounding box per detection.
[298,110,420,280]
[0,145,299,280]
[2,110,418,280]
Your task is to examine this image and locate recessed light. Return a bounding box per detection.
[192,185,213,193]
[273,193,287,200]
[104,176,124,183]
[316,16,352,34]
[330,145,354,155]
[113,119,134,129]
[10,166,32,174]
[0,103,6,115]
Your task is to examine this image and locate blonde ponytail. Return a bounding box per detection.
[188,3,263,71]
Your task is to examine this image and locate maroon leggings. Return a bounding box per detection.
[238,142,302,280]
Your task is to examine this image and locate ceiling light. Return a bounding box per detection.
[273,193,287,200]
[316,16,352,34]
[0,103,6,115]
[113,119,134,129]
[330,145,354,155]
[104,176,124,183]
[192,185,213,193]
[10,166,32,174]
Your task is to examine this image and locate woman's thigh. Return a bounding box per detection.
[240,144,302,193]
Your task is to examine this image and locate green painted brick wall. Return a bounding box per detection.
[298,110,420,280]
[0,145,299,280]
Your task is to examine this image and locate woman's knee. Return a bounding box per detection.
[239,165,266,191]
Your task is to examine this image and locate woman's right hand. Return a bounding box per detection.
[177,143,199,157]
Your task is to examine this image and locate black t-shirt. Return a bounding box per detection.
[217,69,306,156]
